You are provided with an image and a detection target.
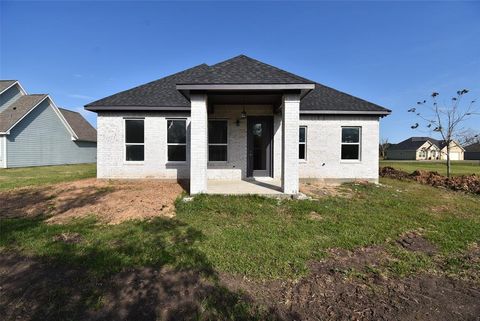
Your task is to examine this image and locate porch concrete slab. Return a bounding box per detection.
[207,179,283,195]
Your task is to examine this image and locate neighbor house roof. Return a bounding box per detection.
[465,142,480,153]
[388,137,438,151]
[58,108,97,142]
[0,80,17,94]
[86,55,390,115]
[0,94,48,133]
[389,137,466,151]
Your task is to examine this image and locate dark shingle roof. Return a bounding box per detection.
[300,83,389,113]
[0,94,47,132]
[58,108,97,142]
[179,55,314,85]
[86,64,209,107]
[465,142,480,153]
[388,137,439,151]
[86,55,390,115]
[0,80,17,94]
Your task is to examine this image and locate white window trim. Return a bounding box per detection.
[166,118,187,164]
[340,126,362,162]
[124,118,145,164]
[299,126,307,162]
[208,119,228,163]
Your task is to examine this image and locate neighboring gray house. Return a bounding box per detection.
[464,142,480,160]
[0,80,97,168]
[85,55,390,194]
[387,137,464,161]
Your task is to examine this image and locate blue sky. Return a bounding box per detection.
[1,1,479,142]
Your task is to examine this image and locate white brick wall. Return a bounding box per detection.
[97,112,190,179]
[282,93,300,194]
[97,111,381,184]
[298,115,380,182]
[190,93,208,194]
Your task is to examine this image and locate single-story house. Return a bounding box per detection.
[85,55,391,194]
[0,80,97,168]
[387,137,464,161]
[464,142,480,160]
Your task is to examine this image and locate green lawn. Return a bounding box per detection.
[0,163,96,190]
[1,178,479,280]
[380,160,480,176]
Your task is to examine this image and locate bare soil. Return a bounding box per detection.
[2,248,479,321]
[380,166,480,194]
[300,181,351,198]
[221,246,480,321]
[397,230,438,255]
[0,179,185,224]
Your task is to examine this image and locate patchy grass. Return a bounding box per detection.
[2,178,479,280]
[380,160,480,176]
[0,163,96,190]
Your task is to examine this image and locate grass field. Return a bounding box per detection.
[0,163,96,190]
[380,160,480,176]
[2,178,479,279]
[1,165,479,319]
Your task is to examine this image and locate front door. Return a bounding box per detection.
[247,116,273,177]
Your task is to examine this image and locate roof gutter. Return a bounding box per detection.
[300,110,391,116]
[85,106,191,112]
[176,83,316,90]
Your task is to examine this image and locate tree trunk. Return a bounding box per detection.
[446,145,451,178]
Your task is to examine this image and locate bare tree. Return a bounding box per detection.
[457,129,480,146]
[379,137,390,159]
[408,89,478,177]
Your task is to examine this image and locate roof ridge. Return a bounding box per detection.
[193,54,315,84]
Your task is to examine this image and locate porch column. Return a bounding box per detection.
[282,91,300,194]
[190,92,208,194]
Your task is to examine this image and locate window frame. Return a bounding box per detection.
[340,126,362,161]
[208,119,228,163]
[299,126,307,161]
[124,118,145,163]
[166,118,187,164]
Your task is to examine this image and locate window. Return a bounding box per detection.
[208,120,228,161]
[341,127,361,160]
[167,119,187,162]
[125,119,144,161]
[299,126,307,160]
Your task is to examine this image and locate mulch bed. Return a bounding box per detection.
[380,166,480,194]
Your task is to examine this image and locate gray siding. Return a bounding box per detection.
[6,100,96,167]
[465,152,480,160]
[386,150,417,160]
[0,85,23,113]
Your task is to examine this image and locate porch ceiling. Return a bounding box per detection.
[207,91,283,109]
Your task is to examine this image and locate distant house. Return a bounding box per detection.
[387,137,464,161]
[0,80,97,168]
[464,142,480,160]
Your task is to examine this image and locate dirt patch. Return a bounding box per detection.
[397,230,438,256]
[0,253,260,321]
[53,232,84,244]
[221,246,480,321]
[380,166,480,194]
[300,182,351,199]
[1,250,479,321]
[0,179,185,224]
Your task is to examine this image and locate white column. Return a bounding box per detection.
[190,93,208,194]
[282,92,300,194]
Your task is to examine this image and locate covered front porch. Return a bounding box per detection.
[183,88,309,195]
[206,178,283,195]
